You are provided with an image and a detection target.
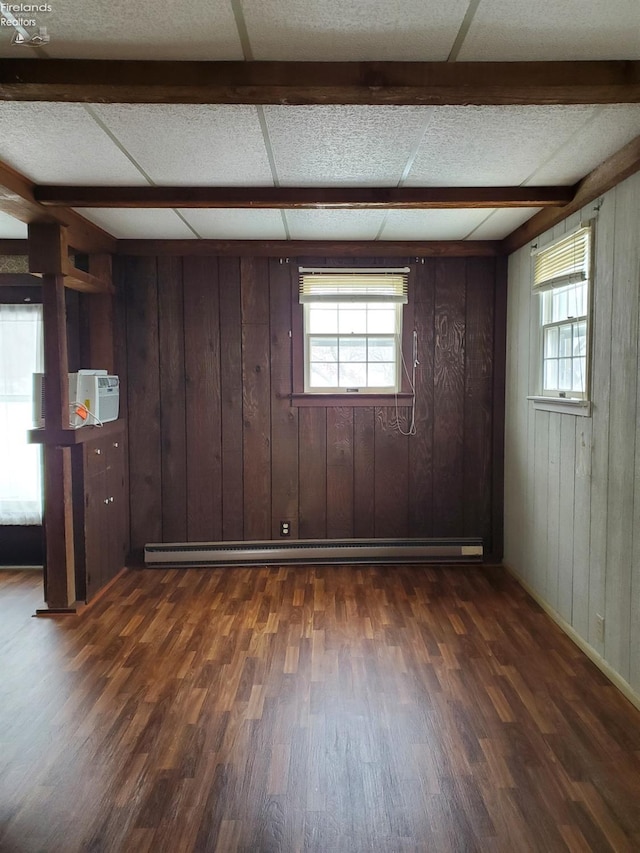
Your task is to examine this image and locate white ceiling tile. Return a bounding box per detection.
[0,211,28,238]
[405,106,598,186]
[465,208,541,240]
[243,0,470,60]
[379,209,490,241]
[179,209,287,240]
[77,209,196,240]
[0,103,146,184]
[286,210,385,240]
[91,105,274,186]
[458,0,640,60]
[264,106,432,186]
[525,105,640,185]
[1,0,243,60]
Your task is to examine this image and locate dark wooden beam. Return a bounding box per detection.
[502,133,640,254]
[35,185,573,209]
[117,239,500,257]
[0,159,116,254]
[1,59,639,105]
[0,238,27,253]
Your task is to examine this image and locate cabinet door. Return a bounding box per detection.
[84,466,108,600]
[106,438,126,580]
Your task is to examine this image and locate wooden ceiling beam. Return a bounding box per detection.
[1,59,639,105]
[0,159,116,255]
[502,133,640,254]
[35,185,573,209]
[116,239,500,257]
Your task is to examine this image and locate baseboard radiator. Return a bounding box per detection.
[144,537,483,568]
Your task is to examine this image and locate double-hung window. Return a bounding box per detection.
[533,225,592,400]
[299,267,408,394]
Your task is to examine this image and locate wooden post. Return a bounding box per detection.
[30,223,77,611]
[88,254,114,372]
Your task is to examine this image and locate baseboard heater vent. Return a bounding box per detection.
[144,538,483,568]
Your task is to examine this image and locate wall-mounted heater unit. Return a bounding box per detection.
[144,538,483,568]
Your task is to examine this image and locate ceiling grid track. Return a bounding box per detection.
[231,0,291,240]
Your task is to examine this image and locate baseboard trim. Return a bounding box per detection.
[503,562,640,714]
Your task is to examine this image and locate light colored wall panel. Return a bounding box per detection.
[504,169,640,706]
[604,176,640,683]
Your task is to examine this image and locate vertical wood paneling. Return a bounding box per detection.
[219,257,244,541]
[353,407,375,538]
[184,256,222,541]
[326,407,354,538]
[557,415,575,623]
[298,407,326,538]
[241,258,271,540]
[409,259,434,537]
[374,407,409,537]
[504,170,640,707]
[463,257,494,548]
[604,178,639,683]
[125,257,162,556]
[269,259,299,539]
[123,252,502,555]
[158,256,187,542]
[546,413,561,610]
[433,258,466,536]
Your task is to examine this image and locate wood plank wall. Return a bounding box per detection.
[504,169,640,704]
[119,254,504,560]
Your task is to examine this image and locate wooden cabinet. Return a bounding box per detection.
[73,431,127,602]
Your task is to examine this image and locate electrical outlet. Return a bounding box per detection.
[280,521,290,537]
[596,613,605,643]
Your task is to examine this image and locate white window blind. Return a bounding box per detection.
[299,267,409,303]
[532,226,591,292]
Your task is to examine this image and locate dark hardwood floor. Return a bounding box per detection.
[1,565,640,852]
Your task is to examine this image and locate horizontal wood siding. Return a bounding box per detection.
[503,169,640,704]
[122,254,502,555]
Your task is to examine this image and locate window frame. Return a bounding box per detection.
[531,224,594,407]
[290,263,416,407]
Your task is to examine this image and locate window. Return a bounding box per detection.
[533,225,592,400]
[299,267,408,394]
[0,303,43,524]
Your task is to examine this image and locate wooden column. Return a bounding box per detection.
[29,223,77,610]
[88,254,114,372]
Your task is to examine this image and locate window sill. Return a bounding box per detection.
[527,396,591,417]
[288,392,414,408]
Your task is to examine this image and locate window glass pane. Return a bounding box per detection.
[309,337,338,363]
[368,362,396,387]
[573,357,586,392]
[368,337,395,362]
[339,362,367,387]
[574,320,587,355]
[553,289,568,322]
[559,358,572,390]
[308,308,338,333]
[544,359,558,390]
[367,308,396,333]
[310,363,338,387]
[339,337,366,362]
[544,326,558,359]
[559,324,572,357]
[338,306,367,334]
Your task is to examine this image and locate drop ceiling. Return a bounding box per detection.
[0,0,639,244]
